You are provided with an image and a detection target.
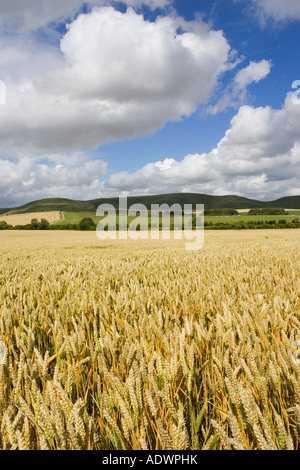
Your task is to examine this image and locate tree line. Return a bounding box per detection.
[0,217,97,231]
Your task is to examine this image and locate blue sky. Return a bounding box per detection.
[0,0,299,206]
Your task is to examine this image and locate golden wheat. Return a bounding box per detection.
[0,230,299,449]
[0,212,61,226]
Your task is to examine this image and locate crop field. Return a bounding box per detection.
[204,214,295,225]
[54,211,99,226]
[0,230,300,450]
[288,211,300,216]
[52,211,298,229]
[0,211,62,227]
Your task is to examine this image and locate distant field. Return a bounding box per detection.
[0,211,62,226]
[287,210,300,216]
[237,209,300,214]
[54,211,99,225]
[0,227,298,250]
[54,211,297,228]
[56,212,187,228]
[205,214,295,224]
[1,209,296,231]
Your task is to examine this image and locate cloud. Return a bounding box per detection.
[99,92,300,201]
[0,157,107,206]
[1,1,297,206]
[0,7,231,156]
[207,60,272,115]
[2,92,299,205]
[0,0,172,32]
[237,0,300,23]
[234,60,272,89]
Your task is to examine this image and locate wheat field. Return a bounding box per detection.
[0,230,300,450]
[0,211,61,226]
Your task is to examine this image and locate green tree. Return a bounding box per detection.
[0,221,9,230]
[39,218,50,230]
[30,218,39,229]
[79,217,96,231]
[248,208,287,215]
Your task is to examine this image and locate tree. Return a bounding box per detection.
[248,208,287,215]
[30,218,39,229]
[79,217,96,231]
[0,221,9,230]
[39,218,50,230]
[204,209,238,216]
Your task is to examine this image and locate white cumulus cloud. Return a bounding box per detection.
[2,91,299,205]
[237,0,300,23]
[207,60,272,115]
[99,92,300,201]
[0,157,107,207]
[234,60,272,89]
[0,7,231,156]
[0,0,172,32]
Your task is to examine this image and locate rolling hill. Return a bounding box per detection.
[1,193,300,215]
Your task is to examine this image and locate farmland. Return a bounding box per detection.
[0,230,300,450]
[0,212,62,227]
[50,210,298,230]
[204,214,296,225]
[1,194,300,232]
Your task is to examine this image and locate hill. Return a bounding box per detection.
[1,193,300,215]
[4,198,97,214]
[89,193,269,211]
[268,196,300,209]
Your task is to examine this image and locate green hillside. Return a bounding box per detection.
[1,193,300,215]
[4,198,96,214]
[268,196,300,209]
[0,208,10,215]
[88,193,269,211]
